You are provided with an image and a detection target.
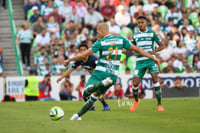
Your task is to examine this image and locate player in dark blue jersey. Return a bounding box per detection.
[57,44,111,111]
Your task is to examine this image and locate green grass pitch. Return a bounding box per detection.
[0,97,200,133]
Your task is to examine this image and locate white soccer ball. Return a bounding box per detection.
[49,106,64,120]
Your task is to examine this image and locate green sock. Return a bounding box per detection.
[78,96,97,117]
[132,87,139,102]
[154,86,162,105]
[83,82,105,97]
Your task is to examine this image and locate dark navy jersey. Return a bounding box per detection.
[71,55,97,70]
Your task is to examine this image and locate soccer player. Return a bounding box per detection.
[64,22,159,120]
[130,16,165,112]
[57,44,111,111]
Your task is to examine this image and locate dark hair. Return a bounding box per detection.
[136,16,148,21]
[79,44,88,50]
[45,73,50,78]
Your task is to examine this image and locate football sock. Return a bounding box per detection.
[132,86,139,102]
[99,97,108,107]
[77,94,97,117]
[83,97,89,102]
[154,82,162,105]
[82,81,106,98]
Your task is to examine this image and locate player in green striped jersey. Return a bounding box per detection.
[65,22,159,120]
[130,16,165,112]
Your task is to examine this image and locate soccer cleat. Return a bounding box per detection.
[130,101,139,112]
[157,105,165,111]
[102,77,113,86]
[70,113,82,120]
[102,106,111,111]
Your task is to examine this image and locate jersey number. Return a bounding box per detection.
[106,47,118,61]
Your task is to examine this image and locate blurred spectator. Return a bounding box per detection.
[179,27,188,41]
[173,54,187,73]
[100,0,114,6]
[76,0,88,24]
[143,0,157,14]
[173,41,187,58]
[195,13,200,43]
[192,54,200,72]
[34,47,51,73]
[104,79,124,99]
[84,7,103,35]
[35,28,51,51]
[0,0,6,10]
[58,0,72,21]
[113,0,129,6]
[67,7,82,25]
[173,76,185,89]
[1,95,16,102]
[32,16,45,36]
[177,10,193,26]
[56,56,66,75]
[184,28,199,57]
[167,25,179,40]
[158,77,168,88]
[188,0,199,14]
[51,38,63,56]
[157,42,175,62]
[38,74,56,101]
[178,19,194,32]
[63,21,76,43]
[16,23,33,69]
[24,0,41,19]
[46,16,60,39]
[40,62,53,76]
[41,0,54,16]
[129,0,140,17]
[165,5,180,25]
[107,18,120,35]
[0,46,3,77]
[149,4,162,25]
[59,77,76,100]
[45,5,62,26]
[85,0,98,10]
[125,84,145,99]
[162,60,176,73]
[115,5,130,27]
[76,27,89,44]
[132,5,145,24]
[29,6,41,24]
[75,75,86,100]
[100,0,115,21]
[24,68,40,101]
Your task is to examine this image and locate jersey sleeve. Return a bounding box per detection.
[153,31,161,43]
[90,40,101,53]
[71,61,81,69]
[123,37,132,50]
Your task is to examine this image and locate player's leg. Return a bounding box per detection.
[70,77,113,120]
[151,73,164,111]
[149,61,164,111]
[130,63,146,111]
[99,96,111,111]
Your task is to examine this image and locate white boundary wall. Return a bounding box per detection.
[1,73,200,102]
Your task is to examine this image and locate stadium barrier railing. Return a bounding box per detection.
[6,0,23,76]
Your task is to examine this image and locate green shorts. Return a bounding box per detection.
[134,59,159,78]
[85,70,117,95]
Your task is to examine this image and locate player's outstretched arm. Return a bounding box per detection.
[129,45,160,64]
[64,49,94,67]
[57,67,74,83]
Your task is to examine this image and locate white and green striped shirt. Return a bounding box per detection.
[17,29,33,44]
[90,34,131,75]
[132,30,161,61]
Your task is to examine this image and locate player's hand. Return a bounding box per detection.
[64,59,70,67]
[57,77,62,83]
[152,57,160,65]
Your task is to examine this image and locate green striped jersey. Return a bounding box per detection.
[132,30,161,61]
[90,34,131,75]
[17,29,33,43]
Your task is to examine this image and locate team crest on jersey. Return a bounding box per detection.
[111,43,116,46]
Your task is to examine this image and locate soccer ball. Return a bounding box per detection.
[49,106,64,120]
